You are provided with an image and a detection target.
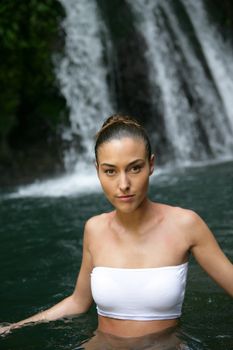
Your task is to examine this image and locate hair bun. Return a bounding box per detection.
[99,114,141,135]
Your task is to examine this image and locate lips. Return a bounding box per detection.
[116,194,135,201]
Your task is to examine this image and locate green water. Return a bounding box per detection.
[0,161,233,349]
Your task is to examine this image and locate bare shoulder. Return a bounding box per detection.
[85,212,112,229]
[159,203,208,243]
[157,206,233,296]
[159,203,201,225]
[171,206,202,227]
[83,212,113,241]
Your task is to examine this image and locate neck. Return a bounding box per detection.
[114,198,154,231]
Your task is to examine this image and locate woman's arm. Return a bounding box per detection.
[0,224,94,335]
[187,211,233,297]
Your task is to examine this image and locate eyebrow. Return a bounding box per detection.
[100,159,145,167]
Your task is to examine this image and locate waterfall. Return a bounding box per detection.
[182,0,233,127]
[127,0,233,164]
[58,0,233,167]
[12,0,233,197]
[11,0,113,197]
[56,0,113,169]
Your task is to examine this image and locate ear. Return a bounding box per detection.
[149,154,155,176]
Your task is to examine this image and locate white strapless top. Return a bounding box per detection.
[91,263,188,321]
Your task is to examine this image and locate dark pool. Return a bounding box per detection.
[0,161,232,349]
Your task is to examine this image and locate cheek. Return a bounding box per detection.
[135,173,150,189]
[99,176,114,194]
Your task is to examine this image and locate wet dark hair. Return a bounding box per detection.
[95,114,152,162]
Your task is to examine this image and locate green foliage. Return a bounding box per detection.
[0,0,64,50]
[0,0,67,157]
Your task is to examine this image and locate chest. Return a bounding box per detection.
[91,226,187,268]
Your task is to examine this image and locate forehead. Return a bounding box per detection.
[97,137,147,162]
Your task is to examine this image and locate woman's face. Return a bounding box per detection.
[96,137,154,214]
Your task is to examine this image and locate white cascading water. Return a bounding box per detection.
[56,0,113,168]
[12,0,113,197]
[127,0,198,163]
[182,0,233,121]
[127,0,233,164]
[181,0,233,148]
[11,0,233,197]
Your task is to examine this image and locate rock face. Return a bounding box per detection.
[96,0,167,161]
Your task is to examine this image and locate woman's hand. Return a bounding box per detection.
[0,324,15,336]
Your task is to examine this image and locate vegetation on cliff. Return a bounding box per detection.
[0,0,67,185]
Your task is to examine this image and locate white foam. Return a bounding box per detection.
[9,164,101,198]
[7,157,233,198]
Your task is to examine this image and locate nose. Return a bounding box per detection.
[119,172,130,192]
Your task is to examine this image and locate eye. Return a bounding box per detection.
[130,165,142,173]
[104,169,116,176]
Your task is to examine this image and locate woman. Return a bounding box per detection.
[1,115,233,348]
